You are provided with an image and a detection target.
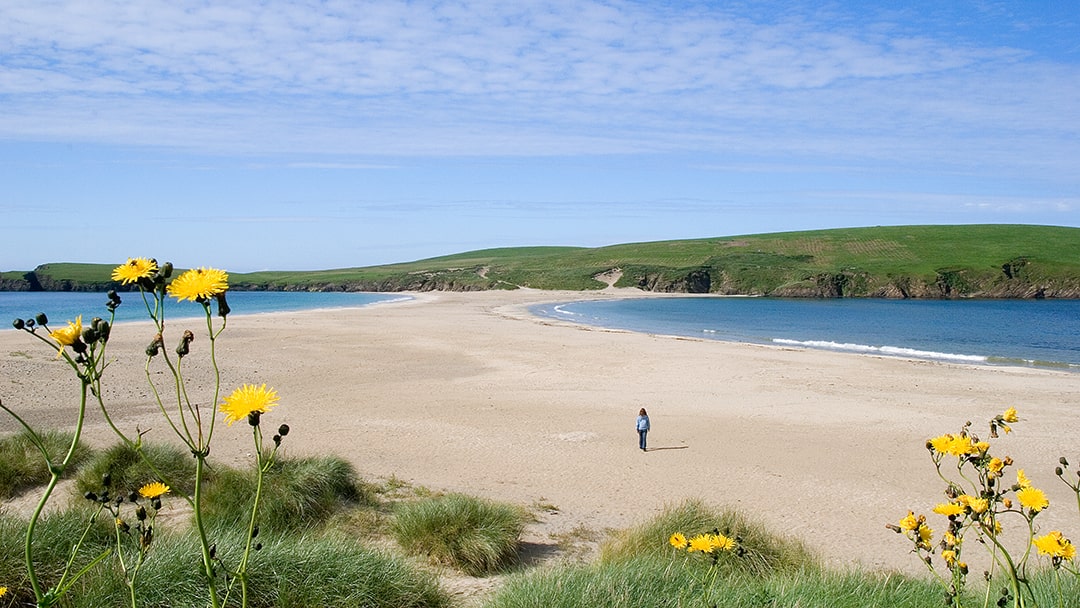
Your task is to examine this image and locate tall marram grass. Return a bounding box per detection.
[484,501,950,608]
[483,557,700,608]
[599,498,818,576]
[392,493,526,575]
[201,454,374,533]
[0,506,114,606]
[74,441,196,496]
[49,526,450,608]
[0,429,93,498]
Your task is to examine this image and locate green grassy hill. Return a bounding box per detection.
[4,225,1080,298]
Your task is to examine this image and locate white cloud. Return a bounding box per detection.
[0,0,1076,181]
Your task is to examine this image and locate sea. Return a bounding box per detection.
[1,291,409,326]
[530,297,1080,371]
[5,291,1078,371]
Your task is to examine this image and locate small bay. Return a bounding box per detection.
[531,297,1080,370]
[1,291,408,325]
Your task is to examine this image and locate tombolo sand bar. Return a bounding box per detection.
[2,288,1079,574]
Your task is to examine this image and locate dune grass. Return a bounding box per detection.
[201,454,374,533]
[484,500,949,608]
[0,505,114,606]
[74,441,196,497]
[56,527,452,608]
[599,498,819,577]
[0,429,93,498]
[391,493,526,576]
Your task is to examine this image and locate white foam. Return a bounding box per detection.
[552,304,579,317]
[772,338,988,363]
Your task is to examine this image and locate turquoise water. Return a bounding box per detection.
[2,291,408,326]
[530,297,1080,370]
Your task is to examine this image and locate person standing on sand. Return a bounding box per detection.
[636,408,650,451]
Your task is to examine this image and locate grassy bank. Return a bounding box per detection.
[7,225,1080,297]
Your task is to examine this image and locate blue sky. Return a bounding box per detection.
[2,0,1078,272]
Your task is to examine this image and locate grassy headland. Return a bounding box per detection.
[4,224,1080,297]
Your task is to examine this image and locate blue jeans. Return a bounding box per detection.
[638,429,648,450]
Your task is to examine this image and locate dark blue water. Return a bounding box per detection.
[2,291,408,326]
[530,297,1080,370]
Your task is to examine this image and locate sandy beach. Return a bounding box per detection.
[2,288,1079,575]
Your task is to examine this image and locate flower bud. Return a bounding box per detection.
[82,326,98,343]
[116,518,130,533]
[1056,467,1064,476]
[35,313,48,326]
[12,318,25,329]
[151,497,161,510]
[158,261,173,279]
[176,330,194,357]
[248,411,262,427]
[1060,456,1070,467]
[215,293,230,318]
[26,318,35,328]
[136,505,147,521]
[84,491,98,501]
[96,319,111,342]
[254,542,263,551]
[251,525,259,539]
[278,424,290,437]
[146,333,163,357]
[102,473,111,488]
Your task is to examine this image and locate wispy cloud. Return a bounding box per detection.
[2,0,1076,176]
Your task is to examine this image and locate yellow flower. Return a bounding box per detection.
[929,434,955,454]
[918,523,933,545]
[220,383,279,426]
[943,531,959,547]
[941,549,957,566]
[987,458,1004,476]
[929,434,977,457]
[1016,487,1049,512]
[687,534,713,553]
[1000,407,1018,423]
[709,533,736,552]
[48,315,83,357]
[167,267,229,302]
[669,533,688,549]
[139,482,170,499]
[974,441,991,454]
[1033,531,1075,560]
[112,258,158,284]
[0,586,6,598]
[899,511,920,531]
[933,503,965,517]
[49,315,82,346]
[956,495,989,514]
[1017,469,1031,488]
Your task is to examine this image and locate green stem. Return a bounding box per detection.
[238,426,267,608]
[23,378,90,603]
[191,455,221,608]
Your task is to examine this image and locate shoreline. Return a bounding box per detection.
[2,288,1079,575]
